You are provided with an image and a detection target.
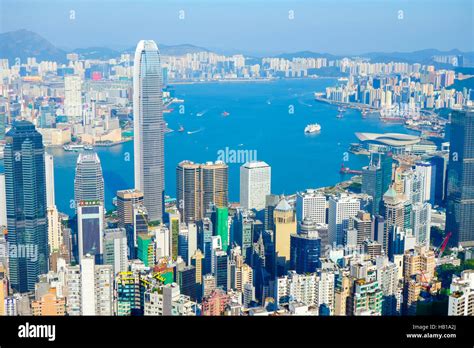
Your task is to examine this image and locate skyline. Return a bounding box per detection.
[0,0,473,56]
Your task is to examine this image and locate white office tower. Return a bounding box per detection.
[80,255,96,315]
[64,75,82,123]
[154,225,170,259]
[415,161,433,203]
[448,270,474,316]
[240,161,271,211]
[315,271,335,315]
[411,202,432,247]
[45,153,55,207]
[0,173,7,227]
[402,171,424,204]
[375,256,400,315]
[296,189,326,224]
[133,40,165,222]
[68,255,114,315]
[103,228,128,274]
[187,222,198,265]
[328,194,360,245]
[74,152,105,205]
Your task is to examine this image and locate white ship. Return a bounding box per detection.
[304,123,321,134]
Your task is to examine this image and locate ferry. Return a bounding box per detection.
[178,125,185,132]
[63,144,85,152]
[304,123,321,134]
[221,111,230,117]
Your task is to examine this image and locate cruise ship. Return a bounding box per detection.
[304,123,321,134]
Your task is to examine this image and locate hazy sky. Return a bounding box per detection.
[0,0,473,55]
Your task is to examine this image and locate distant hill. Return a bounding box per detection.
[0,29,67,64]
[73,47,121,60]
[361,49,474,65]
[274,51,339,60]
[121,43,209,56]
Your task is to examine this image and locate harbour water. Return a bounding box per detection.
[3,79,414,216]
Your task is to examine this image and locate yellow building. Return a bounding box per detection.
[274,198,296,275]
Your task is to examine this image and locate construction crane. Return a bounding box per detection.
[435,232,452,258]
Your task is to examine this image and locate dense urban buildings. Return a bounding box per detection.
[0,25,473,320]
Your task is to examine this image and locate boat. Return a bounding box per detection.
[304,123,321,134]
[339,163,363,175]
[63,144,84,152]
[361,109,367,118]
[336,112,344,119]
[221,111,230,117]
[84,144,94,151]
[178,125,185,132]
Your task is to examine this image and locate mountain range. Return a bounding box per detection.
[0,29,473,67]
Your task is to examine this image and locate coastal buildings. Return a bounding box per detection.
[133,40,165,223]
[4,121,48,292]
[240,161,271,211]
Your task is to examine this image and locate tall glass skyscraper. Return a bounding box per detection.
[446,109,474,247]
[4,121,48,292]
[133,40,165,223]
[74,152,105,205]
[362,152,393,216]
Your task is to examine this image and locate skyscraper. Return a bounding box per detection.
[74,152,105,206]
[446,109,474,247]
[274,198,297,276]
[328,194,360,246]
[4,121,48,292]
[290,217,321,273]
[177,160,228,223]
[133,40,165,223]
[239,161,271,211]
[296,189,327,224]
[116,189,144,228]
[362,152,393,216]
[77,200,104,263]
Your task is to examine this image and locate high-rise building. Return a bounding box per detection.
[116,189,144,228]
[448,270,474,316]
[296,189,326,224]
[328,194,360,246]
[64,75,82,123]
[232,209,253,262]
[74,152,104,206]
[77,200,104,263]
[239,161,271,211]
[0,173,7,227]
[383,187,409,251]
[446,109,474,247]
[177,160,228,223]
[103,228,128,274]
[264,194,281,231]
[348,211,374,246]
[215,207,229,252]
[45,153,55,207]
[4,121,48,292]
[31,288,66,316]
[133,40,165,223]
[415,161,436,204]
[290,218,321,273]
[362,152,393,216]
[214,250,228,291]
[274,198,297,275]
[411,202,431,247]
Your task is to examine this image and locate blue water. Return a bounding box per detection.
[3,79,414,216]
